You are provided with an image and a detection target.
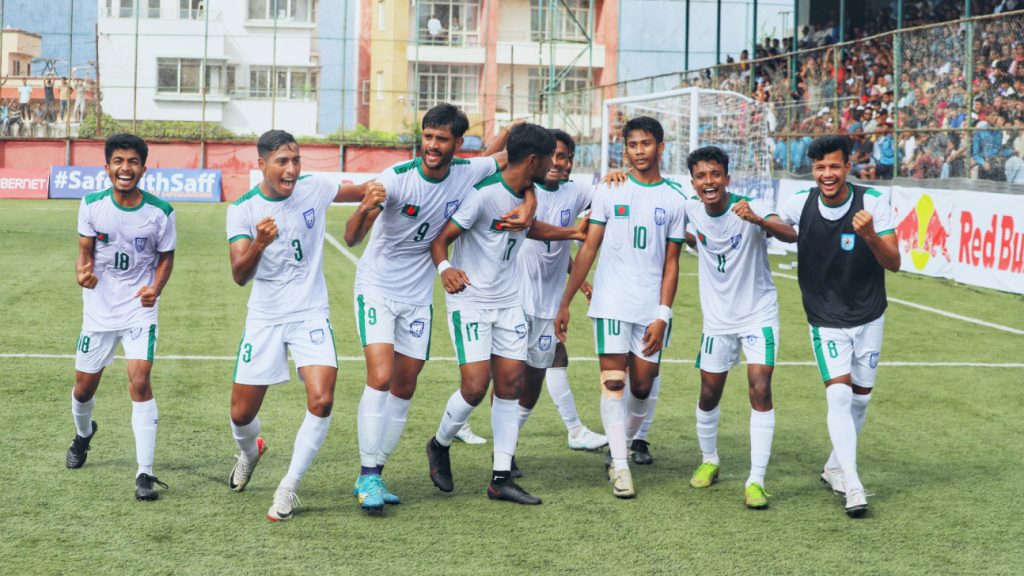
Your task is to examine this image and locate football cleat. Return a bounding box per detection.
[845,488,868,518]
[487,479,542,505]
[267,487,300,522]
[426,437,454,492]
[689,462,720,488]
[630,439,654,465]
[611,467,635,499]
[568,426,608,451]
[378,477,401,505]
[744,482,770,509]
[354,475,385,512]
[66,420,97,469]
[820,467,847,495]
[454,423,487,445]
[229,437,267,492]
[604,453,615,482]
[135,474,168,501]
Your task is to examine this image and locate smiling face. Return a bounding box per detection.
[690,159,731,212]
[812,149,851,202]
[105,148,146,195]
[545,139,572,186]
[420,125,461,171]
[258,142,301,198]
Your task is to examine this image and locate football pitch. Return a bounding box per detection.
[1,199,1022,575]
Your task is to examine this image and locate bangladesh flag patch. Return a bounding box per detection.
[96,232,110,244]
[613,204,630,218]
[489,219,506,232]
[400,203,420,218]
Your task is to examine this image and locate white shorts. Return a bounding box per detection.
[354,292,433,361]
[525,315,558,369]
[233,317,338,386]
[592,317,671,365]
[809,315,885,387]
[75,324,157,373]
[447,307,528,365]
[695,326,779,373]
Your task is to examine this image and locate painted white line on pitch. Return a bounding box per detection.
[2,353,1020,368]
[324,231,360,266]
[771,271,1024,336]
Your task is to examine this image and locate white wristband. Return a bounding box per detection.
[437,260,453,275]
[656,305,673,323]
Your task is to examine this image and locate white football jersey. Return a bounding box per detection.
[518,179,593,319]
[779,184,894,232]
[684,194,779,334]
[447,172,528,310]
[77,189,176,331]
[226,175,336,325]
[355,156,499,306]
[587,175,686,325]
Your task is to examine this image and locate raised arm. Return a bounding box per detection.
[732,199,798,243]
[487,118,525,169]
[554,222,605,342]
[229,217,277,286]
[343,181,386,246]
[431,220,471,294]
[136,251,174,307]
[76,236,98,289]
[499,186,537,231]
[334,181,369,203]
[853,210,900,272]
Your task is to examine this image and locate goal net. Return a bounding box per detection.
[601,87,775,206]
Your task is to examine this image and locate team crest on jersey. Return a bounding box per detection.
[96,232,110,244]
[445,200,460,218]
[538,335,552,351]
[303,208,316,229]
[134,237,148,252]
[401,204,421,218]
[869,352,880,369]
[730,234,742,250]
[409,320,425,338]
[515,324,527,338]
[840,233,856,251]
[560,209,572,226]
[309,329,325,345]
[654,207,666,226]
[745,334,758,346]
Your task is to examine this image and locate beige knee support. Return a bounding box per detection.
[600,370,627,399]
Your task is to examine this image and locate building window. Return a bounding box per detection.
[12,61,20,76]
[180,0,205,19]
[361,79,371,105]
[417,63,479,112]
[247,0,314,23]
[148,0,161,18]
[529,67,590,114]
[531,0,589,42]
[376,71,384,101]
[157,58,203,94]
[417,0,480,47]
[249,66,316,99]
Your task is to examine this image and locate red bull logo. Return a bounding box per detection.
[894,194,950,270]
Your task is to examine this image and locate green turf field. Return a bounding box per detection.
[1,199,1022,575]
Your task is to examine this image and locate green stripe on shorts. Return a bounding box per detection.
[452,310,466,365]
[596,318,606,354]
[232,329,246,383]
[426,305,434,361]
[811,326,831,381]
[357,294,367,347]
[696,333,704,369]
[762,326,776,367]
[146,324,157,362]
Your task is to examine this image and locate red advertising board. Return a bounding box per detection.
[0,169,49,199]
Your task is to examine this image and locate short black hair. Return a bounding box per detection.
[104,133,148,165]
[422,103,470,139]
[257,130,298,158]
[686,146,730,175]
[507,123,555,164]
[548,128,576,155]
[807,134,852,163]
[623,116,664,144]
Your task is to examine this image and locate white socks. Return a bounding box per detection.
[825,385,863,492]
[748,409,775,487]
[625,393,650,440]
[131,399,158,477]
[71,392,95,438]
[545,367,582,431]
[634,376,660,441]
[282,410,332,490]
[357,386,388,468]
[435,390,475,447]
[826,391,871,470]
[517,405,532,431]
[601,396,628,470]
[377,393,411,467]
[696,404,721,465]
[231,416,261,461]
[492,398,520,471]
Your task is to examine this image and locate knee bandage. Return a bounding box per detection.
[600,370,627,399]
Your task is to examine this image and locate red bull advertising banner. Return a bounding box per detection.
[892,186,1024,294]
